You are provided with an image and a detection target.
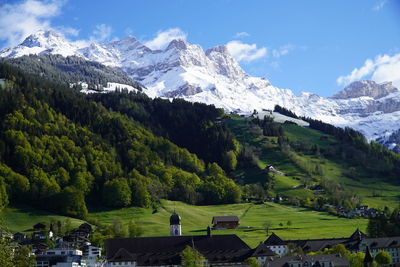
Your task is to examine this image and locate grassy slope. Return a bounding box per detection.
[2,200,367,247]
[87,200,367,247]
[2,205,84,233]
[226,116,400,209]
[284,124,400,208]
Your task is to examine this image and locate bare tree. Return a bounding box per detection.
[263,220,273,236]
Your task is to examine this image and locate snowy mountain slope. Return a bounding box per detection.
[2,30,400,150]
[0,30,80,58]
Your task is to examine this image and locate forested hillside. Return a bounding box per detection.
[2,54,143,90]
[0,62,241,219]
[1,61,399,224]
[88,93,239,171]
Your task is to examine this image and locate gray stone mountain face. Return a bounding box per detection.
[164,83,203,97]
[332,80,398,99]
[205,45,247,80]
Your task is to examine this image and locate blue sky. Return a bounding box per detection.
[1,0,400,96]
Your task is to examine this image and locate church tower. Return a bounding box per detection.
[170,210,182,236]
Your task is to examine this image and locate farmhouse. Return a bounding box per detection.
[33,222,47,231]
[212,216,240,229]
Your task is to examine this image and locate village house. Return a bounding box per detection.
[263,233,289,256]
[35,247,86,267]
[252,242,277,265]
[33,230,53,241]
[34,223,47,231]
[13,232,27,242]
[212,216,240,229]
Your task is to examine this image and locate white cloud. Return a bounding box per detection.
[145,28,187,50]
[337,54,400,88]
[234,32,250,38]
[372,0,388,11]
[56,26,80,37]
[0,0,68,47]
[90,24,112,42]
[226,40,267,62]
[272,44,295,58]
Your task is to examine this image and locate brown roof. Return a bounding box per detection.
[212,216,239,224]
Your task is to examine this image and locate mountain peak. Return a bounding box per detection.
[332,80,399,99]
[206,45,246,80]
[205,45,229,55]
[20,29,65,47]
[104,35,151,54]
[166,39,188,51]
[0,29,78,58]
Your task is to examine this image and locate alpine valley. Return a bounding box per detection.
[1,30,400,152]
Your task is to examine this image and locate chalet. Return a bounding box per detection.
[264,254,349,267]
[32,242,49,255]
[105,234,253,267]
[33,230,53,240]
[78,223,93,233]
[13,232,27,242]
[212,216,240,229]
[33,222,47,231]
[63,234,91,247]
[69,227,91,239]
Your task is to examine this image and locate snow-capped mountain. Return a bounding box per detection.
[332,80,398,99]
[0,30,79,58]
[2,30,400,151]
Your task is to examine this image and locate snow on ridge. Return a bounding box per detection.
[2,29,400,147]
[81,82,139,94]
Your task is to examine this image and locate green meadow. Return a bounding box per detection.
[87,200,367,247]
[2,205,84,233]
[2,200,367,247]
